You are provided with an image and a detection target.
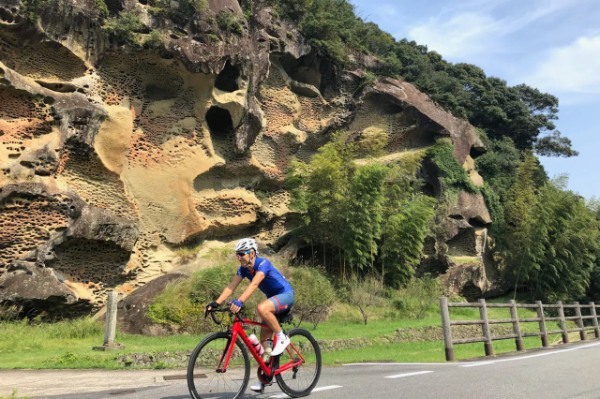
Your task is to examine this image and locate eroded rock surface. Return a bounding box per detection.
[0,0,494,318]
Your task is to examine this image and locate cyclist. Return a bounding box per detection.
[206,237,294,392]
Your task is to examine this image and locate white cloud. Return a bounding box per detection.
[405,1,579,62]
[407,13,496,59]
[525,36,600,95]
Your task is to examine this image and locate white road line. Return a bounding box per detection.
[461,341,600,368]
[269,385,343,398]
[344,362,454,367]
[385,370,434,379]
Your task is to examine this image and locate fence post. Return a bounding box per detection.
[558,301,569,344]
[440,297,455,361]
[509,300,524,351]
[479,299,494,356]
[574,302,586,341]
[536,301,548,347]
[590,302,600,339]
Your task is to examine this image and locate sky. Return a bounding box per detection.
[348,0,600,200]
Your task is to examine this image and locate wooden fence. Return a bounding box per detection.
[439,297,600,361]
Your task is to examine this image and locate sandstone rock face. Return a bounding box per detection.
[0,0,494,317]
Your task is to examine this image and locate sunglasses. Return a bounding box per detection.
[236,251,251,257]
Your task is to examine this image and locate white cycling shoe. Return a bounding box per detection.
[250,382,264,393]
[270,335,290,356]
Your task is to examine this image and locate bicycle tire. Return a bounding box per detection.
[274,328,322,398]
[187,332,250,399]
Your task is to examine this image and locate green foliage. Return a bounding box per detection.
[427,139,478,193]
[0,390,29,399]
[393,274,442,319]
[344,276,388,325]
[215,10,244,35]
[497,151,541,294]
[525,183,600,302]
[497,168,600,302]
[22,0,51,21]
[288,132,434,287]
[104,11,145,46]
[287,132,354,257]
[298,0,362,64]
[265,0,314,20]
[0,304,22,321]
[146,278,201,331]
[143,30,163,49]
[147,0,207,24]
[189,264,239,305]
[269,0,575,158]
[475,135,521,198]
[289,266,336,328]
[43,317,103,339]
[356,126,387,157]
[380,195,435,287]
[342,163,388,271]
[96,0,109,18]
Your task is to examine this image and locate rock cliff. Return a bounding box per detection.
[0,0,497,318]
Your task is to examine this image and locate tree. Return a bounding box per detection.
[379,195,435,287]
[499,152,540,297]
[287,134,354,271]
[342,163,388,273]
[526,182,600,302]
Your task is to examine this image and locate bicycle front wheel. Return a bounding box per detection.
[187,332,250,399]
[274,328,322,398]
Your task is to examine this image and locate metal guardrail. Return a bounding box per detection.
[439,297,600,361]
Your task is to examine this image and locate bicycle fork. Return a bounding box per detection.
[216,335,237,373]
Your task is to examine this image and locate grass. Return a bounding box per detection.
[0,392,30,399]
[0,299,586,370]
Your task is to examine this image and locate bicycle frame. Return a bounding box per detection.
[221,315,305,378]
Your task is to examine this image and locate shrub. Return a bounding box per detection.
[0,304,22,321]
[216,10,244,35]
[393,275,442,319]
[345,276,387,325]
[104,11,144,46]
[146,278,204,332]
[427,138,478,193]
[289,266,335,328]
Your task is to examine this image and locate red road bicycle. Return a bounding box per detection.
[187,305,322,399]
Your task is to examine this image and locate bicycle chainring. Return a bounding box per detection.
[257,367,274,384]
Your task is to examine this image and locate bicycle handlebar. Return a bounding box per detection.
[205,304,245,325]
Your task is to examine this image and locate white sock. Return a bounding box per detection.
[276,331,286,339]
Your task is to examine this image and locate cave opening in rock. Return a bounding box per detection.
[279,53,321,88]
[206,106,234,137]
[447,228,478,256]
[215,61,240,92]
[105,0,124,15]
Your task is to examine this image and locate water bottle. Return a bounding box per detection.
[263,338,273,361]
[248,334,264,356]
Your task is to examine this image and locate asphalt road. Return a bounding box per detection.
[5,340,600,399]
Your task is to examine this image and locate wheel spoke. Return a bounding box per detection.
[188,333,250,399]
[275,329,322,398]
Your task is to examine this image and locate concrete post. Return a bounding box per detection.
[93,291,123,351]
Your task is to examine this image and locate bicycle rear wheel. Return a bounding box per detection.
[274,328,322,398]
[187,332,250,399]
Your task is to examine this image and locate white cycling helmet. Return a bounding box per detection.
[234,238,258,253]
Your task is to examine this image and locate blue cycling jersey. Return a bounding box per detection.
[237,257,293,298]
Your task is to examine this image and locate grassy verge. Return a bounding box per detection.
[0,301,582,369]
